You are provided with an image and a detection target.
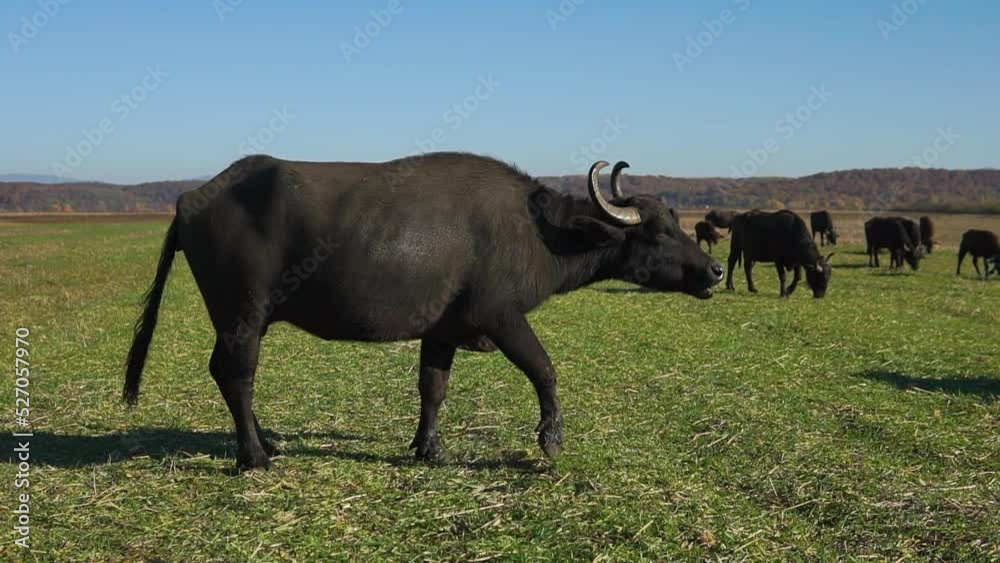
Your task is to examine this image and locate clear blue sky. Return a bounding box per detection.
[2,0,997,183]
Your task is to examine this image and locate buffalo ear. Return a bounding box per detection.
[570,216,626,247]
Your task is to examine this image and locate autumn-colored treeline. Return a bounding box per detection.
[0,167,998,213]
[0,180,202,213]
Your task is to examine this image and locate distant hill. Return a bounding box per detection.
[0,179,203,212]
[539,167,1000,214]
[0,167,998,213]
[0,173,80,184]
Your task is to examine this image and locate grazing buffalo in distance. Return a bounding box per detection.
[957,229,1000,279]
[705,209,736,232]
[919,216,935,254]
[865,217,920,271]
[695,221,722,253]
[124,153,724,470]
[809,210,838,246]
[889,217,922,268]
[725,209,833,298]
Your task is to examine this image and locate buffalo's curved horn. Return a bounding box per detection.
[588,161,641,226]
[610,161,630,199]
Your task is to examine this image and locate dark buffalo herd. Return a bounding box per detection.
[705,209,736,231]
[957,229,1000,279]
[694,220,722,253]
[809,210,838,246]
[124,153,723,469]
[919,216,935,254]
[726,210,833,298]
[865,216,922,271]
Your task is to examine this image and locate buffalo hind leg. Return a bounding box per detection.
[485,313,563,458]
[725,251,739,291]
[209,333,271,470]
[745,260,758,293]
[411,339,456,461]
[776,264,788,297]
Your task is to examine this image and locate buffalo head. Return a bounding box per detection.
[578,161,724,299]
[904,244,922,271]
[804,252,834,298]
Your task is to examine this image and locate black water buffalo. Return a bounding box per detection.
[919,216,935,254]
[957,229,1000,279]
[809,210,837,246]
[124,153,724,470]
[893,217,922,267]
[725,210,832,298]
[865,217,921,270]
[694,221,722,253]
[705,209,736,232]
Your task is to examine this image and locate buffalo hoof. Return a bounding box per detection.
[236,450,273,472]
[411,433,445,461]
[261,440,282,458]
[536,415,564,459]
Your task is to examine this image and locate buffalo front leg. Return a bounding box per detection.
[253,414,280,458]
[485,313,563,458]
[410,339,456,461]
[776,264,788,297]
[973,256,983,278]
[209,333,271,470]
[786,265,802,296]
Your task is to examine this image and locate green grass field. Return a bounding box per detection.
[1,218,998,561]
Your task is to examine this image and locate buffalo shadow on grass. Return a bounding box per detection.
[2,427,360,469]
[587,286,654,294]
[856,370,999,402]
[4,427,545,473]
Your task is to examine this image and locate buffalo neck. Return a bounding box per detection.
[551,245,623,294]
[797,239,821,264]
[528,188,626,294]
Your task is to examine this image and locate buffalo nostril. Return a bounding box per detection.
[710,262,724,280]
